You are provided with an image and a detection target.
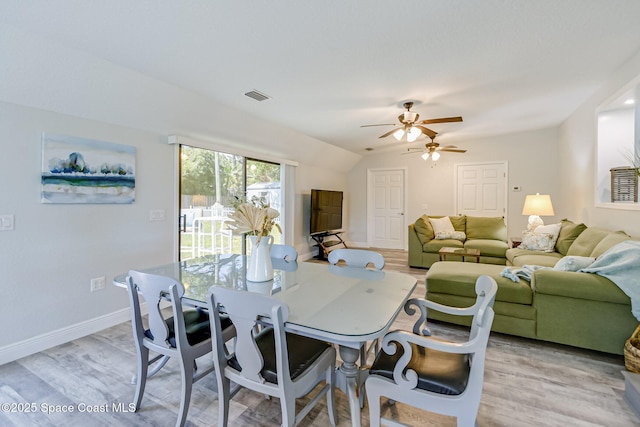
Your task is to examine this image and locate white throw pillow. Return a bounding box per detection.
[533,223,562,248]
[554,256,596,272]
[435,231,467,241]
[520,232,555,252]
[429,216,455,234]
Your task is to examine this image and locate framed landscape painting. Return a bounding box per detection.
[41,133,136,204]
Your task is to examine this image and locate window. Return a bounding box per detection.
[595,78,640,209]
[179,145,282,260]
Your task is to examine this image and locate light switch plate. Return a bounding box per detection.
[149,209,165,221]
[0,214,14,231]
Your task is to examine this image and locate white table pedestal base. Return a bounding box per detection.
[337,345,363,427]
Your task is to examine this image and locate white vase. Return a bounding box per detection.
[247,235,274,282]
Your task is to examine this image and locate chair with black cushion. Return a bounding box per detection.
[328,248,385,270]
[366,275,498,427]
[207,286,337,427]
[126,271,235,427]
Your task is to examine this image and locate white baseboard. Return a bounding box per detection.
[0,308,133,365]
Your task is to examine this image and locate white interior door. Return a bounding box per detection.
[368,168,406,249]
[456,162,507,218]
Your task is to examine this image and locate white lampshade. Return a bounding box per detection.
[522,193,554,230]
[421,152,430,160]
[431,151,441,161]
[407,127,421,142]
[393,128,405,141]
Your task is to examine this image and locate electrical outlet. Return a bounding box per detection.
[90,277,106,292]
[512,186,522,192]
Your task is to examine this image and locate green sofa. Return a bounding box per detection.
[425,220,639,355]
[408,214,509,268]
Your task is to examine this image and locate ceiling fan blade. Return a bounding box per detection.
[360,123,397,128]
[378,128,400,138]
[439,148,467,153]
[419,116,463,125]
[401,150,423,155]
[414,125,437,139]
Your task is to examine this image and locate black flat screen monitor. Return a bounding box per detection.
[310,189,343,234]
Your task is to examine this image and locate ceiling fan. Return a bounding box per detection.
[404,136,467,161]
[361,101,463,142]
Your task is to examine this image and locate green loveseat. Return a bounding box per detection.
[408,214,509,268]
[425,220,639,355]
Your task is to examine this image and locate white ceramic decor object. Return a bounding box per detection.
[247,235,274,282]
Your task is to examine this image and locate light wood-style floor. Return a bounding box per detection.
[1,249,638,426]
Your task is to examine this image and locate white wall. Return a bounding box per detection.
[0,102,175,359]
[559,47,640,237]
[0,24,358,362]
[348,127,561,243]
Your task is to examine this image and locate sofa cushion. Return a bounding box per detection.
[566,227,610,257]
[426,262,533,305]
[424,239,464,252]
[465,216,507,241]
[590,231,631,258]
[506,248,563,267]
[533,269,631,304]
[555,219,587,255]
[449,215,467,232]
[414,215,435,244]
[464,239,509,258]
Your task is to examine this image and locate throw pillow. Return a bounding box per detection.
[429,216,455,234]
[448,215,467,232]
[553,256,596,272]
[435,231,467,241]
[533,223,562,248]
[555,219,587,255]
[414,215,435,244]
[520,232,555,252]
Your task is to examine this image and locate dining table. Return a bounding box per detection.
[113,254,417,427]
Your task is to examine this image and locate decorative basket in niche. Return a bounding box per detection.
[610,167,638,203]
[625,324,640,373]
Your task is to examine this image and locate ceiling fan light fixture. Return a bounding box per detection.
[403,111,419,122]
[407,126,421,142]
[421,152,430,160]
[393,129,405,141]
[431,151,441,161]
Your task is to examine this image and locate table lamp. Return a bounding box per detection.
[522,193,554,231]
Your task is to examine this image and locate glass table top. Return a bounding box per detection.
[114,254,417,342]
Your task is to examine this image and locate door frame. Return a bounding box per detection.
[454,161,509,225]
[366,167,408,249]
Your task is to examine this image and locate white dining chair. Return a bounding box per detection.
[126,270,235,427]
[328,248,385,363]
[328,248,385,270]
[366,275,498,427]
[271,243,298,261]
[207,286,337,427]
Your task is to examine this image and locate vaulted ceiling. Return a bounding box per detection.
[3,1,640,155]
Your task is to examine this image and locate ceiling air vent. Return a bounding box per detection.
[244,90,270,102]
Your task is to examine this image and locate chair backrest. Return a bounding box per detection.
[208,287,292,387]
[469,275,498,343]
[271,244,298,261]
[328,248,385,270]
[127,270,186,349]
